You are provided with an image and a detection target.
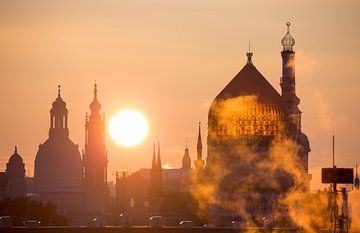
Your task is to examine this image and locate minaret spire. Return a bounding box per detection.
[355,161,359,189]
[57,85,61,98]
[246,41,253,65]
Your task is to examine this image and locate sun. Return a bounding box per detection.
[109,110,149,147]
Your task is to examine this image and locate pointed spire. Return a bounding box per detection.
[14,146,17,154]
[152,142,157,170]
[157,140,162,170]
[90,82,101,114]
[197,122,203,160]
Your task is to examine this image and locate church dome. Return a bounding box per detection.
[8,146,23,165]
[51,85,67,113]
[209,53,285,137]
[34,137,82,191]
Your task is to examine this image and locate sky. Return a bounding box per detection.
[0,0,359,190]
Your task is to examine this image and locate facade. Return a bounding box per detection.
[203,23,310,225]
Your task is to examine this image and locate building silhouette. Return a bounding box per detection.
[6,146,26,198]
[204,22,310,224]
[355,162,359,189]
[34,86,82,192]
[83,83,108,192]
[0,147,26,200]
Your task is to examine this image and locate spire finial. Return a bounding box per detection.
[14,146,17,153]
[57,85,61,98]
[246,42,253,65]
[286,22,290,33]
[281,22,295,51]
[94,82,98,100]
[186,138,188,149]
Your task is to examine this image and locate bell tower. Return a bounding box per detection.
[83,83,108,191]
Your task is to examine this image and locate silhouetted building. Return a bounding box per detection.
[0,172,10,200]
[6,146,26,198]
[204,23,310,224]
[116,142,195,226]
[34,86,82,192]
[194,122,205,174]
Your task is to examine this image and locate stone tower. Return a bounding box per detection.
[83,83,108,191]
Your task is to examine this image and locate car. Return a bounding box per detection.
[0,216,12,228]
[149,216,163,228]
[179,220,193,228]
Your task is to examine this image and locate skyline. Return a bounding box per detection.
[1,0,360,190]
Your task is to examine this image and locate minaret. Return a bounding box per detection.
[182,140,191,171]
[194,122,205,172]
[83,83,108,191]
[355,161,359,189]
[157,141,162,192]
[49,85,69,138]
[280,22,301,137]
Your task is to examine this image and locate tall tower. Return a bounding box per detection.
[181,140,191,172]
[156,141,162,192]
[6,146,26,198]
[194,122,205,172]
[355,161,359,189]
[280,22,301,137]
[83,83,108,191]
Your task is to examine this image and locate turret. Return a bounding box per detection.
[6,146,26,198]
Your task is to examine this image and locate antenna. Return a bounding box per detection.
[332,122,335,168]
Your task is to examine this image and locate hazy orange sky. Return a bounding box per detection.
[0,0,359,190]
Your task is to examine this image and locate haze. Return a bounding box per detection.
[0,0,359,190]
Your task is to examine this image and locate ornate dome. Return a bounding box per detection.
[281,22,295,51]
[209,53,285,137]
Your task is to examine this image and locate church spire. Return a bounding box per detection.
[246,40,253,64]
[195,122,205,172]
[281,22,295,51]
[90,82,101,115]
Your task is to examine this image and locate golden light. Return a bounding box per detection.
[109,109,149,147]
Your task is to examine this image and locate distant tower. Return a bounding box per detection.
[150,143,158,192]
[34,86,82,192]
[181,140,191,172]
[6,146,26,198]
[355,161,359,189]
[194,122,205,172]
[157,141,162,192]
[280,22,301,138]
[83,83,108,191]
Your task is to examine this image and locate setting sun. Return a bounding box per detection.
[109,110,149,147]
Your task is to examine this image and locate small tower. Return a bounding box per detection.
[83,83,108,191]
[150,143,157,192]
[194,122,205,172]
[280,22,301,138]
[49,85,69,138]
[182,140,191,172]
[355,161,359,189]
[6,146,26,198]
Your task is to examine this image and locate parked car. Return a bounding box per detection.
[149,216,163,228]
[118,213,132,228]
[0,216,12,228]
[24,220,40,228]
[179,220,193,228]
